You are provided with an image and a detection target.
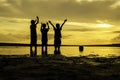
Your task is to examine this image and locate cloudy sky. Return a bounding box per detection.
[0,0,120,44]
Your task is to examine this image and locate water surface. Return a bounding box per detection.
[0,46,119,57]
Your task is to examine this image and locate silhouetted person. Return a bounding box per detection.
[49,19,67,55]
[40,22,49,57]
[79,46,84,52]
[30,16,39,57]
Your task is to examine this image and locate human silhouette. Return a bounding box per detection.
[40,22,50,57]
[49,19,67,55]
[79,46,84,52]
[30,16,39,57]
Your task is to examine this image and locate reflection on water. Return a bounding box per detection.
[0,46,120,57]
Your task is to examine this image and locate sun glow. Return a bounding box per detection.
[97,23,113,28]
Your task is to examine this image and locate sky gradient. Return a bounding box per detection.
[0,0,120,44]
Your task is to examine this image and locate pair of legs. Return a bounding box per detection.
[41,40,48,57]
[42,45,48,57]
[54,38,61,55]
[30,44,37,57]
[30,35,37,57]
[54,46,61,55]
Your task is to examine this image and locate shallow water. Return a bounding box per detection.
[0,46,120,57]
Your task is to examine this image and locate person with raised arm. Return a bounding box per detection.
[30,16,39,57]
[49,19,67,55]
[40,22,50,57]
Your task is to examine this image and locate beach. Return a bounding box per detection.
[1,0,120,80]
[0,55,120,80]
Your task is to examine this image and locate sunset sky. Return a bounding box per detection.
[0,0,120,45]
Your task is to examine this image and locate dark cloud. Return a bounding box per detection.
[66,28,95,32]
[62,35,72,39]
[0,0,120,44]
[0,16,30,25]
[112,31,120,33]
[0,0,120,23]
[0,33,23,42]
[112,34,120,43]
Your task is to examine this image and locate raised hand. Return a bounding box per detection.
[48,21,51,23]
[64,19,67,22]
[60,19,67,28]
[48,20,55,28]
[46,22,49,25]
[35,16,39,24]
[46,22,50,29]
[36,16,39,19]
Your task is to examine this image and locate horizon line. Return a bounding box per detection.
[0,42,120,47]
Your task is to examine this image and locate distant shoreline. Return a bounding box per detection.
[0,42,120,47]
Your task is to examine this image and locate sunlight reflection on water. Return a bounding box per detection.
[0,46,120,57]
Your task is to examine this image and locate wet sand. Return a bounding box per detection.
[0,55,120,80]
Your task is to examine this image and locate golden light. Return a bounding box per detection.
[97,23,113,28]
[76,0,82,2]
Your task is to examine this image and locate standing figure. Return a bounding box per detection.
[49,19,67,55]
[40,22,49,56]
[30,16,39,57]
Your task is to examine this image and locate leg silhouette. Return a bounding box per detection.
[34,45,37,57]
[30,45,33,57]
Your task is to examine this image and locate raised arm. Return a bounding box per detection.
[40,22,43,31]
[46,22,50,30]
[35,16,39,24]
[48,21,55,29]
[60,19,67,29]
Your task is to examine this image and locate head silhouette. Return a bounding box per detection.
[31,20,35,24]
[42,23,46,29]
[56,23,60,29]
